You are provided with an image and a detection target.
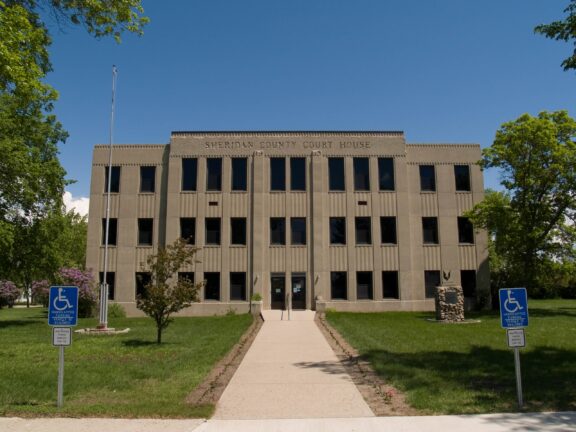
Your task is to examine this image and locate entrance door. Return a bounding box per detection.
[271,274,285,310]
[291,274,306,310]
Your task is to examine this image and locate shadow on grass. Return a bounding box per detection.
[526,307,576,318]
[0,319,42,329]
[363,345,576,413]
[121,339,159,347]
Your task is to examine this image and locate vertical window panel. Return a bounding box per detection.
[329,158,345,191]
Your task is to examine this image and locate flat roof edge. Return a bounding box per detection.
[171,131,405,137]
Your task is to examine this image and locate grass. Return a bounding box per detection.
[326,299,576,414]
[0,307,252,418]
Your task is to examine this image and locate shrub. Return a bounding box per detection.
[57,268,97,318]
[0,280,20,308]
[31,280,50,306]
[250,293,262,302]
[108,303,126,318]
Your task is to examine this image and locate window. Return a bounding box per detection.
[291,217,306,245]
[329,158,345,191]
[204,272,220,300]
[353,157,370,191]
[231,158,247,191]
[380,217,397,244]
[135,272,151,298]
[178,272,194,284]
[458,217,474,244]
[422,217,439,244]
[205,218,221,245]
[206,158,222,191]
[230,272,246,301]
[378,158,395,191]
[382,271,399,299]
[420,165,436,191]
[140,166,156,193]
[425,270,441,298]
[231,218,246,245]
[461,270,477,298]
[182,158,197,191]
[102,218,117,246]
[104,166,120,193]
[357,272,373,300]
[355,217,372,245]
[454,165,471,191]
[180,218,196,245]
[330,272,347,300]
[270,158,286,191]
[330,217,346,245]
[290,157,306,191]
[270,218,286,245]
[99,272,115,300]
[138,218,153,245]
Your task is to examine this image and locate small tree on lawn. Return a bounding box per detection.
[136,239,201,344]
[0,280,20,308]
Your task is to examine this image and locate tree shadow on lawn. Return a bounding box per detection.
[121,339,160,347]
[526,307,576,318]
[363,345,576,413]
[0,319,40,329]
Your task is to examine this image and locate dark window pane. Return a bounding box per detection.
[180,218,196,245]
[140,166,156,193]
[330,217,346,245]
[357,271,373,300]
[290,158,306,191]
[454,165,471,191]
[104,166,120,193]
[206,158,222,191]
[420,165,436,191]
[270,218,286,245]
[461,270,477,298]
[291,218,306,245]
[232,158,247,191]
[378,158,395,191]
[331,272,347,300]
[205,218,221,245]
[230,272,246,301]
[382,271,399,299]
[231,218,246,245]
[355,217,372,245]
[458,217,474,244]
[329,158,345,191]
[102,218,117,246]
[354,157,370,191]
[422,217,439,244]
[99,272,115,300]
[136,272,151,298]
[178,272,195,284]
[425,271,441,298]
[182,158,197,191]
[204,272,220,300]
[138,218,153,245]
[270,158,286,191]
[380,217,397,244]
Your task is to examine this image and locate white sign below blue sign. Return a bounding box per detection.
[499,288,529,329]
[48,286,79,327]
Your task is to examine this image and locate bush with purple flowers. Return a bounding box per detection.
[57,268,97,317]
[31,280,50,307]
[0,280,20,308]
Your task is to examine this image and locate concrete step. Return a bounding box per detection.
[260,309,316,321]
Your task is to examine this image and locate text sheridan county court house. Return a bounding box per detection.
[86,132,489,316]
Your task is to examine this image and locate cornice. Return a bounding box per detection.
[171,131,405,138]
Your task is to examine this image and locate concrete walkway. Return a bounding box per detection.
[212,310,374,419]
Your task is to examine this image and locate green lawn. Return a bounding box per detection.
[0,307,252,418]
[326,299,576,414]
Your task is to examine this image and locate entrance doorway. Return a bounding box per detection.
[271,274,285,310]
[291,274,306,310]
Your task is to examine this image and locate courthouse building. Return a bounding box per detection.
[86,131,489,316]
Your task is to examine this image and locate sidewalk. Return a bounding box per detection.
[212,309,374,419]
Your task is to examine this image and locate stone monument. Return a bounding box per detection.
[435,271,465,322]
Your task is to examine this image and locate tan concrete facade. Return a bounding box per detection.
[86,132,489,316]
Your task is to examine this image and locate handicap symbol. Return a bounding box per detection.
[53,288,73,311]
[504,289,524,313]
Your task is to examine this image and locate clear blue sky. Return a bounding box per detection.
[46,0,575,201]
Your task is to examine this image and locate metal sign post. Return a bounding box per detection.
[48,287,78,408]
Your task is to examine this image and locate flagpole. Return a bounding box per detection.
[98,65,117,329]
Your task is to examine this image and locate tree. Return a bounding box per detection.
[136,239,201,344]
[535,0,576,71]
[58,267,97,317]
[466,111,576,295]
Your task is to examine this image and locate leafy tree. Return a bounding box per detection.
[58,267,97,317]
[535,0,576,71]
[0,280,19,308]
[137,239,202,344]
[466,111,576,295]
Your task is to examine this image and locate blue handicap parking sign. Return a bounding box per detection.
[48,286,79,326]
[499,288,529,328]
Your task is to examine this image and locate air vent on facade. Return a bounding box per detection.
[358,201,368,206]
[209,201,218,206]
